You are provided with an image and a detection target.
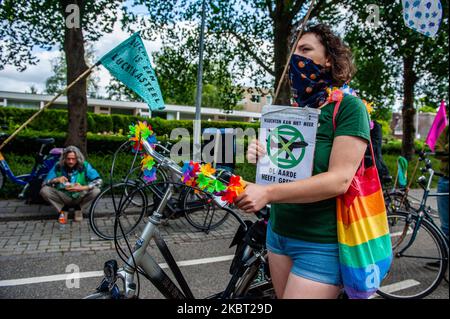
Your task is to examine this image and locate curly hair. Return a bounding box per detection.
[59,145,85,171]
[301,24,356,87]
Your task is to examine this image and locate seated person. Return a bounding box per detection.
[40,145,102,223]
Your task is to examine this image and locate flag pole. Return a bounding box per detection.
[273,0,317,104]
[0,62,99,151]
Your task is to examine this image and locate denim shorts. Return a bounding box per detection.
[266,222,342,286]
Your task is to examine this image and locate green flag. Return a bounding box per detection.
[99,32,164,111]
[397,156,408,188]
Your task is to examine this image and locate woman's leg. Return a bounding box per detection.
[282,272,341,299]
[267,251,292,298]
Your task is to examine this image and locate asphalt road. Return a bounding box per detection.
[0,236,448,300]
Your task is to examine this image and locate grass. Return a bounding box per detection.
[0,151,440,199]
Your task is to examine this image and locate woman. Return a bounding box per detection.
[235,24,371,299]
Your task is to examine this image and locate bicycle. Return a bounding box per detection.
[88,140,230,240]
[84,138,275,299]
[377,151,449,299]
[0,126,62,200]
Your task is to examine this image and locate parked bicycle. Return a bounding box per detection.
[84,138,274,299]
[0,126,62,201]
[88,140,230,240]
[382,176,412,215]
[377,151,449,299]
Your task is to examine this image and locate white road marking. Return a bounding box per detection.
[0,255,234,287]
[390,229,413,237]
[369,279,421,299]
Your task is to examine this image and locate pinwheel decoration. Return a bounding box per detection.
[180,161,246,204]
[141,154,157,182]
[128,121,158,182]
[128,121,157,152]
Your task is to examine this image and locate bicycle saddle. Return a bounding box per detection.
[36,138,55,145]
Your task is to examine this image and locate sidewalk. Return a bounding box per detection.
[0,198,256,257]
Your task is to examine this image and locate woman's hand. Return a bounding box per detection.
[235,183,271,214]
[247,139,266,165]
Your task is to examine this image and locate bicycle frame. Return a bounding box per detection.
[101,140,252,299]
[0,151,33,186]
[394,166,449,256]
[0,142,55,186]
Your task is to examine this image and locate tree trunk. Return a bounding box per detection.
[62,0,88,155]
[273,4,292,105]
[401,55,417,160]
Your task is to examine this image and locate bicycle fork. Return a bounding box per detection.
[394,212,424,257]
[108,185,193,299]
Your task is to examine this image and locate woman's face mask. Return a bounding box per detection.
[288,54,332,108]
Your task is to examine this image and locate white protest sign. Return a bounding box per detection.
[256,105,320,185]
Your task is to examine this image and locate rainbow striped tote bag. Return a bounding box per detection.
[332,98,393,299]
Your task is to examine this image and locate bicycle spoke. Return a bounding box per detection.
[378,211,447,299]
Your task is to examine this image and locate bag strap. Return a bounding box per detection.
[332,96,377,175]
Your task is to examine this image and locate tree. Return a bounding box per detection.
[107,30,244,112]
[46,45,100,98]
[343,0,449,159]
[0,0,126,154]
[129,0,342,106]
[26,85,39,94]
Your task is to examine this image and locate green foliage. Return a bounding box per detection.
[344,0,449,107]
[108,42,244,111]
[0,0,124,71]
[377,119,392,138]
[93,114,114,133]
[127,0,342,105]
[0,106,259,155]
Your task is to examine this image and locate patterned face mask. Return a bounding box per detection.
[288,54,332,108]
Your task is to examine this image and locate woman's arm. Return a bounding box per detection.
[235,135,368,213]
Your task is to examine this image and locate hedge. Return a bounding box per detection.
[2,129,427,158]
[1,130,128,155]
[1,106,427,156]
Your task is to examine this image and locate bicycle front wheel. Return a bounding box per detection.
[89,182,147,240]
[377,210,448,299]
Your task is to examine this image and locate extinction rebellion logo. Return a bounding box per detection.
[266,124,308,169]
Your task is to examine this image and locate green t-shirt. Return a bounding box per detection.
[269,94,371,243]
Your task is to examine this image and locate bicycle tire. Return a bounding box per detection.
[127,165,169,206]
[384,190,411,215]
[83,292,113,299]
[182,187,229,231]
[89,182,147,240]
[377,210,448,299]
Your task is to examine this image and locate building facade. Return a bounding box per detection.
[0,91,262,122]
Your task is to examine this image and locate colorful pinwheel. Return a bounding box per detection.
[128,121,156,151]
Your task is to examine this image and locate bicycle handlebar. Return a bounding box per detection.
[434,171,445,178]
[141,140,260,231]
